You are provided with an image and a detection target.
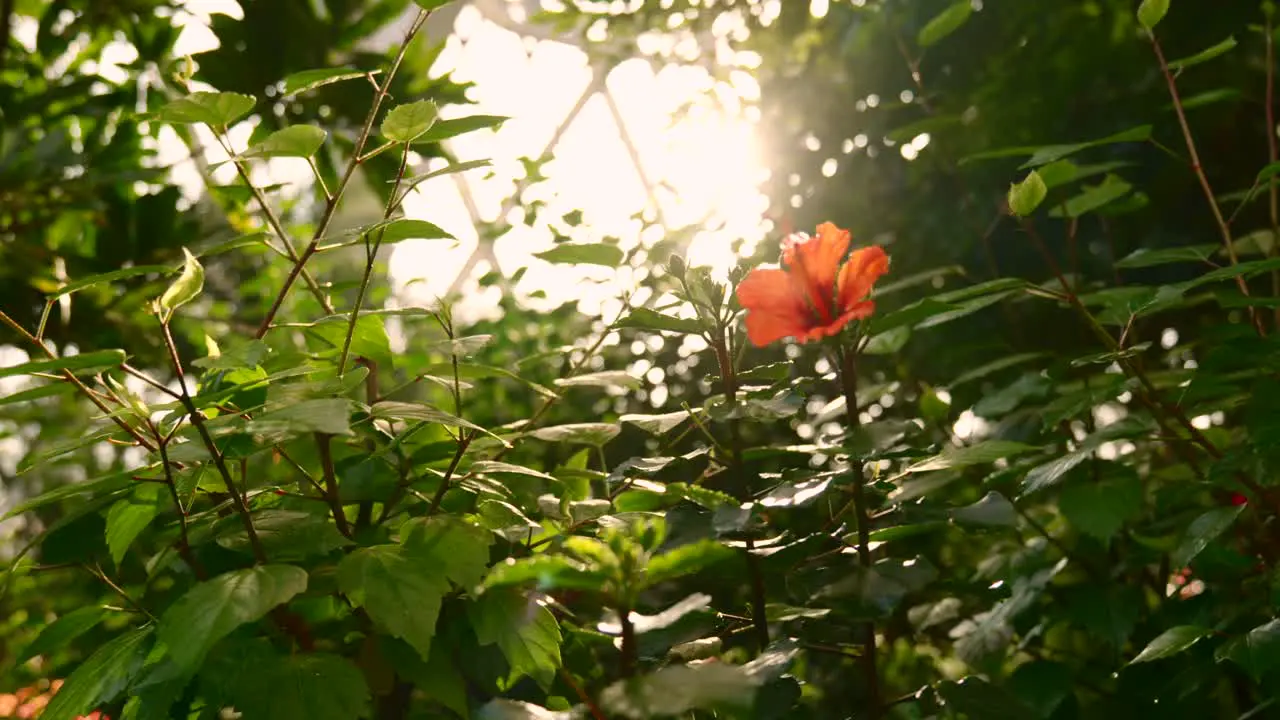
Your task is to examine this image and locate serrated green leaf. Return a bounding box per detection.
[338,545,448,659]
[202,646,370,720]
[918,0,972,47]
[241,125,326,159]
[401,516,494,591]
[153,91,255,126]
[1059,475,1143,541]
[600,663,760,718]
[1131,625,1211,663]
[381,100,439,142]
[469,588,563,687]
[216,510,353,560]
[247,398,352,437]
[158,565,308,673]
[645,540,734,586]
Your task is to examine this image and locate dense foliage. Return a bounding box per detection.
[6,0,1280,718]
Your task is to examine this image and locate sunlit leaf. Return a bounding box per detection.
[241,125,327,159]
[1131,625,1211,663]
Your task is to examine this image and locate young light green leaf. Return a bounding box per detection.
[918,1,973,47]
[1137,0,1170,30]
[158,565,308,673]
[377,218,454,243]
[282,67,370,97]
[1048,174,1132,218]
[614,308,703,335]
[413,0,456,10]
[1167,36,1237,70]
[153,91,255,127]
[40,626,155,720]
[905,440,1038,474]
[469,589,563,686]
[338,545,449,659]
[482,555,606,592]
[399,159,492,189]
[534,242,624,267]
[620,410,697,435]
[1007,170,1047,217]
[1130,625,1211,663]
[470,460,559,483]
[1171,506,1244,568]
[158,247,204,314]
[241,125,327,159]
[381,100,439,143]
[0,349,126,381]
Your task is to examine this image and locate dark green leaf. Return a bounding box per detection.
[417,115,508,143]
[1171,506,1244,568]
[19,605,110,663]
[1130,625,1212,663]
[0,348,125,380]
[105,484,161,565]
[157,565,308,673]
[1222,619,1280,682]
[645,540,734,586]
[282,67,368,97]
[1048,174,1132,217]
[482,555,606,592]
[247,398,353,436]
[917,1,972,47]
[216,510,352,560]
[936,677,1038,720]
[1059,474,1143,541]
[614,307,703,334]
[50,265,173,298]
[905,440,1038,474]
[600,663,760,718]
[41,626,154,720]
[950,492,1017,527]
[338,545,448,659]
[401,515,494,591]
[1115,244,1219,268]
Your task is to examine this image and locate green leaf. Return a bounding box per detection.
[1059,475,1143,541]
[1131,625,1212,663]
[936,677,1039,720]
[0,348,125,380]
[471,460,558,483]
[600,663,760,718]
[1115,244,1219,268]
[0,382,75,407]
[381,99,439,143]
[1006,169,1049,216]
[863,325,911,355]
[158,565,308,673]
[18,605,110,663]
[204,646,371,720]
[247,398,353,437]
[1020,126,1153,169]
[1021,451,1088,495]
[482,555,606,592]
[338,545,448,659]
[421,362,557,399]
[1222,619,1280,682]
[375,217,455,243]
[555,370,641,390]
[282,67,368,97]
[469,588,563,686]
[400,159,492,187]
[534,242,624,267]
[41,626,155,720]
[620,410,696,435]
[371,400,501,441]
[917,0,972,47]
[1167,36,1237,70]
[158,247,204,314]
[904,440,1038,474]
[153,91,255,126]
[105,484,161,565]
[307,313,393,367]
[241,125,327,159]
[614,307,703,335]
[1171,506,1244,568]
[401,516,494,591]
[477,701,576,720]
[417,114,508,144]
[216,510,353,560]
[1048,174,1132,217]
[645,540,734,586]
[950,491,1017,527]
[50,265,173,299]
[412,0,456,10]
[1137,0,1170,30]
[528,423,621,445]
[3,467,133,519]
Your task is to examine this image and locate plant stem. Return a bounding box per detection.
[1267,14,1280,329]
[161,319,267,564]
[618,603,637,678]
[1149,32,1263,335]
[338,141,411,374]
[710,336,770,653]
[834,344,882,719]
[425,433,472,516]
[255,10,429,338]
[316,432,353,538]
[157,437,206,579]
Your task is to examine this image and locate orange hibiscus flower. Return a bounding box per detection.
[736,222,889,347]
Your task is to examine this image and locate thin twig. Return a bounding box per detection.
[316,432,353,538]
[254,10,430,338]
[1266,12,1280,329]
